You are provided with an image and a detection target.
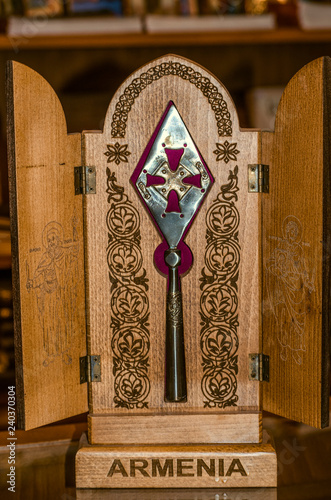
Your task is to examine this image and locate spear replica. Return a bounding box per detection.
[131,102,214,402]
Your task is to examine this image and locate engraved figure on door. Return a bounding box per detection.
[266,216,315,365]
[26,217,79,367]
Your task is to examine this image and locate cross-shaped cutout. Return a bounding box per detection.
[146,148,203,213]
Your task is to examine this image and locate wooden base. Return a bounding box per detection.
[76,435,277,489]
[88,412,262,444]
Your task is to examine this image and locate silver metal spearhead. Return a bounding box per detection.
[131,101,213,402]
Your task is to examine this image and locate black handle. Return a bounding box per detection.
[164,249,187,403]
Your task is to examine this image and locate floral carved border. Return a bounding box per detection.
[111,61,232,138]
[199,166,240,408]
[106,169,150,409]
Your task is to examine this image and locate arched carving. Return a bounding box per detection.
[111,60,232,139]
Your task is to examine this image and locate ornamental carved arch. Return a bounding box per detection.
[103,55,239,141]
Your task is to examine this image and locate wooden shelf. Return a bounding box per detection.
[1,28,331,50]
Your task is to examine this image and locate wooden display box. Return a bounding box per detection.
[7,54,330,490]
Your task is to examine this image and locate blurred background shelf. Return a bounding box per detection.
[0,25,331,213]
[1,28,331,49]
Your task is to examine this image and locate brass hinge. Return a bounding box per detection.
[74,166,96,195]
[80,355,101,384]
[249,353,269,382]
[248,164,269,193]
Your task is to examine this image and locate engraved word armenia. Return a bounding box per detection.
[108,457,248,478]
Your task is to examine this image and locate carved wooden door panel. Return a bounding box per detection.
[262,57,330,429]
[8,61,88,430]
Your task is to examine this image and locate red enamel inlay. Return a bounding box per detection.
[146,174,165,187]
[183,174,202,188]
[165,148,184,172]
[165,190,181,213]
[154,240,193,278]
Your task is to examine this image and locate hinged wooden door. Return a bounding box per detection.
[262,57,330,428]
[7,61,88,430]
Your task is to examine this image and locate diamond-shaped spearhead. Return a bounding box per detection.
[131,101,214,248]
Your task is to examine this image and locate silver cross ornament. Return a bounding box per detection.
[131,101,213,402]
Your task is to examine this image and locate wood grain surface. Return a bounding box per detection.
[83,55,261,436]
[76,437,277,488]
[261,57,330,428]
[88,412,261,445]
[7,61,88,430]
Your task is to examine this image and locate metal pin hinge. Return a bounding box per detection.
[249,353,269,382]
[248,164,269,193]
[80,355,101,384]
[74,166,96,195]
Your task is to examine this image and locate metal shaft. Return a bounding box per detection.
[164,249,187,403]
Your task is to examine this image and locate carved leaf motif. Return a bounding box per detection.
[200,167,240,408]
[118,290,143,317]
[199,268,214,289]
[212,206,235,233]
[114,396,131,409]
[229,355,239,374]
[119,332,143,358]
[213,141,240,164]
[113,246,136,272]
[218,166,239,202]
[121,373,143,398]
[212,244,234,271]
[106,168,127,204]
[207,290,231,316]
[207,334,231,357]
[133,269,149,291]
[106,170,150,409]
[105,143,131,165]
[112,207,135,234]
[209,373,231,398]
[223,396,238,408]
[113,357,122,376]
